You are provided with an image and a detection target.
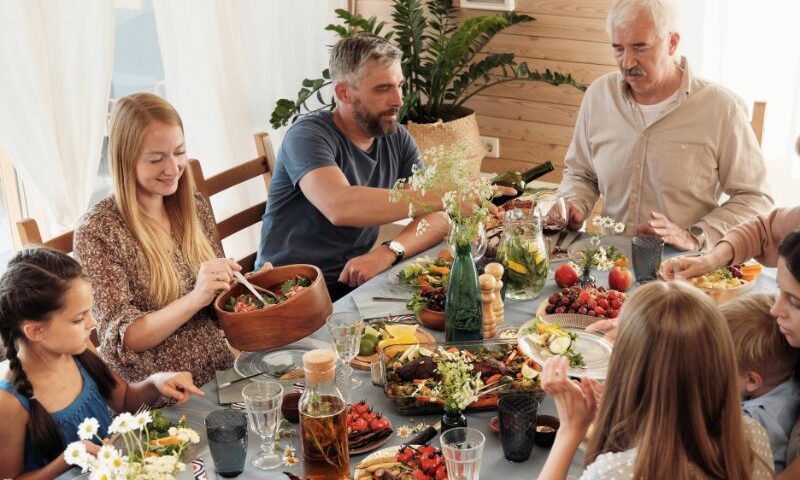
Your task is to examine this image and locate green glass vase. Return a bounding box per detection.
[445,224,483,343]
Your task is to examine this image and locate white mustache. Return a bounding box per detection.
[624,67,646,76]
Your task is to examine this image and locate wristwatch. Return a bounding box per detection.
[688,225,706,251]
[382,240,405,265]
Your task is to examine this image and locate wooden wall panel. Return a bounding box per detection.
[354,0,615,180]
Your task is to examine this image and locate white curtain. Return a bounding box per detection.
[0,0,115,236]
[676,0,800,208]
[152,0,345,261]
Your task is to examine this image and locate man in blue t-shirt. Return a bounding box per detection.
[255,34,451,301]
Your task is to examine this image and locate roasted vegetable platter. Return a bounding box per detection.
[371,340,543,415]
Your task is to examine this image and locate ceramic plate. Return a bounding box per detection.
[568,235,632,261]
[517,318,613,380]
[234,338,329,381]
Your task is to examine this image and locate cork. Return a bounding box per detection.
[303,349,336,382]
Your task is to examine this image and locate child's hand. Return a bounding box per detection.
[82,440,102,457]
[541,356,598,437]
[151,372,205,404]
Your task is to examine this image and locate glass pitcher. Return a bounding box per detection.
[498,209,549,301]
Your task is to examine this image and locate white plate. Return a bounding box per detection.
[234,338,329,381]
[517,318,613,380]
[568,235,632,262]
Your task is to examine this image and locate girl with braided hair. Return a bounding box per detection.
[0,247,204,478]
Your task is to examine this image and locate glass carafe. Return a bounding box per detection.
[299,349,349,480]
[498,209,549,301]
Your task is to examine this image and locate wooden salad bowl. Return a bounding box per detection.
[214,264,332,351]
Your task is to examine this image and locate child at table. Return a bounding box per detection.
[538,281,774,480]
[722,293,800,472]
[0,247,205,479]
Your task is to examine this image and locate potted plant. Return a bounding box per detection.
[270,0,584,174]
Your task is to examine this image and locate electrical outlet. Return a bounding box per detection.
[480,136,500,158]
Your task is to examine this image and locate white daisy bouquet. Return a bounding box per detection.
[64,409,199,480]
[574,216,626,272]
[390,145,494,245]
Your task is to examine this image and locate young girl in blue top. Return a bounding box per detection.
[0,247,205,479]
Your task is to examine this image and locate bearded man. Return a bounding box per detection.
[255,33,450,301]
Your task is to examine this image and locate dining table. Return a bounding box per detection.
[60,238,779,480]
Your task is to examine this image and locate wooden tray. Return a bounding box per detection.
[351,329,437,371]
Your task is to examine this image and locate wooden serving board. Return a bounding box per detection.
[351,329,437,371]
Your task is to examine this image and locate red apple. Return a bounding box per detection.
[555,263,579,288]
[609,266,633,292]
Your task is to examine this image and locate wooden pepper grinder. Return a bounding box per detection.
[484,262,505,325]
[479,273,496,339]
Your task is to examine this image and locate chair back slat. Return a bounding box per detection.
[751,100,766,146]
[188,132,276,270]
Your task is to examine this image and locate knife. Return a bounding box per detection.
[405,420,441,446]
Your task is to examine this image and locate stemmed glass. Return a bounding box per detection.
[242,381,284,470]
[327,311,364,390]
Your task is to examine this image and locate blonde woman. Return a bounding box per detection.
[75,93,241,387]
[538,281,774,480]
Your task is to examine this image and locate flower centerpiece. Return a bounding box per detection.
[391,145,495,342]
[414,347,482,431]
[65,409,200,480]
[573,216,625,286]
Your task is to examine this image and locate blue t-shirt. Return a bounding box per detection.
[256,110,421,283]
[742,378,800,472]
[0,357,113,472]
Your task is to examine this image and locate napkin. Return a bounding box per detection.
[352,285,413,320]
[215,368,251,405]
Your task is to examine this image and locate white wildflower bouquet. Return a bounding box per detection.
[390,145,495,245]
[426,347,482,413]
[574,216,625,272]
[64,409,200,480]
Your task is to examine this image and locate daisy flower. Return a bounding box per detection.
[77,418,100,441]
[396,425,413,438]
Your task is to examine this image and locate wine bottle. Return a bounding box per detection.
[491,161,555,206]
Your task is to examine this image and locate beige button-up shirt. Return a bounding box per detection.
[558,56,773,246]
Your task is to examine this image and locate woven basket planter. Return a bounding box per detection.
[406,106,486,177]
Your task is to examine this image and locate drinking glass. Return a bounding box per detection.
[205,409,248,478]
[498,393,538,462]
[632,235,665,283]
[534,192,568,235]
[242,381,284,470]
[440,427,485,480]
[326,311,364,389]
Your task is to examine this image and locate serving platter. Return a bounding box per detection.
[351,329,437,371]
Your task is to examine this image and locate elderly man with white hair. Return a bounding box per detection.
[559,0,773,250]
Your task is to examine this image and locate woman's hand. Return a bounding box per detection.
[150,371,205,404]
[245,262,273,278]
[660,254,717,281]
[541,356,598,438]
[190,258,242,308]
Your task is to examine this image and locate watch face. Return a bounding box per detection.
[389,240,405,256]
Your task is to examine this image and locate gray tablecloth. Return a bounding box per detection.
[60,240,778,479]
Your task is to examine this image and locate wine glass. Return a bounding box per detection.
[326,311,364,389]
[242,381,284,470]
[447,220,488,261]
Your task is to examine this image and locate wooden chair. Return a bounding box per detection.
[189,139,274,272]
[16,218,74,253]
[751,100,767,146]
